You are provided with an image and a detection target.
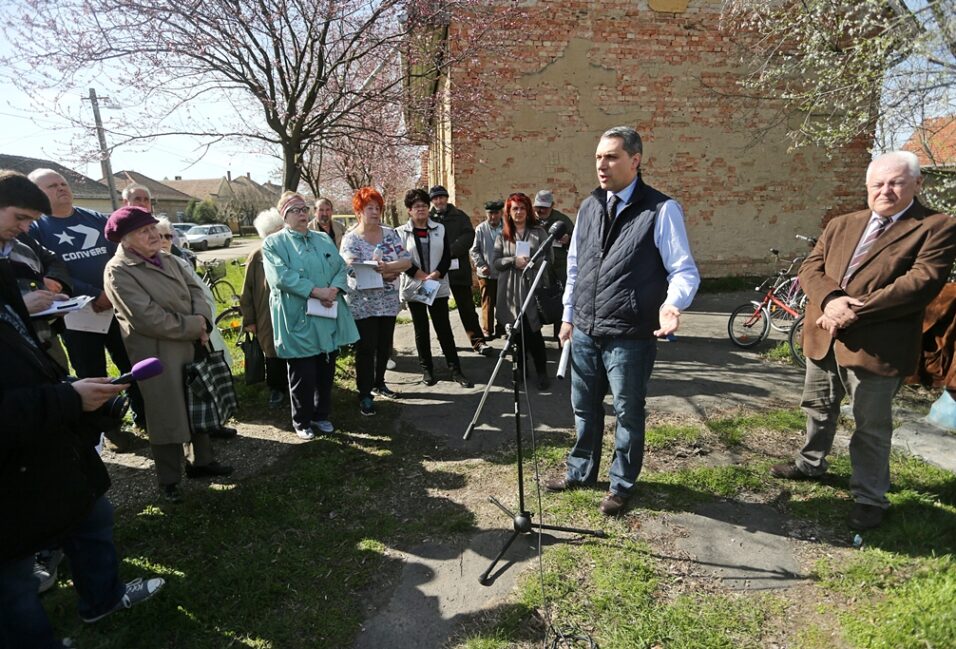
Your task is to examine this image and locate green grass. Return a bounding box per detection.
[78,298,956,649]
[706,408,805,446]
[462,409,956,649]
[645,422,704,450]
[840,560,956,649]
[644,465,768,502]
[498,543,779,649]
[46,388,476,648]
[763,340,796,365]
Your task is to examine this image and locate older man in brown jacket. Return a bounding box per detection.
[771,151,956,530]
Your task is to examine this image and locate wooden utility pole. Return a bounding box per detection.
[89,88,119,210]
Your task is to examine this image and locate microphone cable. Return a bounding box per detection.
[518,317,600,649]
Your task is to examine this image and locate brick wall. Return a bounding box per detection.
[430,0,872,277]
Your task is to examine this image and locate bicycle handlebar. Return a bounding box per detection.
[795,234,818,246]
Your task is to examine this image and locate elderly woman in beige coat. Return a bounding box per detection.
[240,208,287,407]
[103,206,233,503]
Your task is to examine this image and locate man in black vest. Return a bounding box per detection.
[546,127,700,515]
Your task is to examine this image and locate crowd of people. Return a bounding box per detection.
[2,124,954,647]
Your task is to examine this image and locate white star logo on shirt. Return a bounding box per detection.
[55,231,76,246]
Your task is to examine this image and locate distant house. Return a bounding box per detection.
[105,170,195,221]
[902,116,956,212]
[0,153,118,213]
[164,172,278,229]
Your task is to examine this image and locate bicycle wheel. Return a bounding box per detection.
[210,279,238,306]
[728,302,770,348]
[788,314,806,368]
[767,277,801,332]
[215,306,244,342]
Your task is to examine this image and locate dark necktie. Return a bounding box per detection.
[606,194,619,225]
[842,216,891,287]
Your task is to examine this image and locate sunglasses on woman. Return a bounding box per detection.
[160,234,174,240]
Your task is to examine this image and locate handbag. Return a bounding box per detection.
[184,343,238,434]
[535,277,564,325]
[240,332,265,385]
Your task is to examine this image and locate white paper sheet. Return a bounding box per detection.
[353,261,384,290]
[63,301,113,334]
[449,258,460,271]
[307,297,338,318]
[32,294,94,318]
[515,241,531,258]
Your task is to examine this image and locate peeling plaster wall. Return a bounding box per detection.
[435,0,871,277]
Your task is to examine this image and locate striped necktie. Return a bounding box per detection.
[842,216,891,287]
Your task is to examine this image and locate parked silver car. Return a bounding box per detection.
[184,224,233,251]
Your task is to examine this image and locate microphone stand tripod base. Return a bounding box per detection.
[479,495,606,585]
[463,259,605,585]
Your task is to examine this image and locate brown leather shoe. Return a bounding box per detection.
[599,492,628,516]
[544,477,577,492]
[848,503,885,530]
[769,463,817,480]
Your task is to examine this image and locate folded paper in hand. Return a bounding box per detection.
[410,279,440,306]
[307,297,338,318]
[515,241,531,258]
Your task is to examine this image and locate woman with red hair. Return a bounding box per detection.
[340,187,412,416]
[493,192,553,389]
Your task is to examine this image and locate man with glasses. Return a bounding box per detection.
[770,151,956,530]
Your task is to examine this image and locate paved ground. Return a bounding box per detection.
[351,291,956,649]
[194,236,258,263]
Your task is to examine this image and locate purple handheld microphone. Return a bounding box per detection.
[111,357,164,384]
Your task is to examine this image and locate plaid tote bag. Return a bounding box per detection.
[184,343,238,434]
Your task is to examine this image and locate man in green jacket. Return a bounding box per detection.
[428,186,492,356]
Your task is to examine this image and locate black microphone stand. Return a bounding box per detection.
[463,258,605,585]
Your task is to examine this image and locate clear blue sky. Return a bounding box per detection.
[0,83,282,185]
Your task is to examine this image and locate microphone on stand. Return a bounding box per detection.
[556,340,572,380]
[111,357,164,384]
[525,220,568,269]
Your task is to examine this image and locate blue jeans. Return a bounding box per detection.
[0,497,124,648]
[565,329,657,496]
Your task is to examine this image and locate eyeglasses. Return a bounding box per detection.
[161,234,174,240]
[285,206,310,215]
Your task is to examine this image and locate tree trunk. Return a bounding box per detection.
[282,142,303,192]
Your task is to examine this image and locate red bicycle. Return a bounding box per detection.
[727,235,816,348]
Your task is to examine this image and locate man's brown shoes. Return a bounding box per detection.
[544,477,578,492]
[599,493,628,516]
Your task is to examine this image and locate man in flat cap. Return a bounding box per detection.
[429,185,492,356]
[470,200,505,340]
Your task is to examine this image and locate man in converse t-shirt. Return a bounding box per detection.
[28,168,146,437]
